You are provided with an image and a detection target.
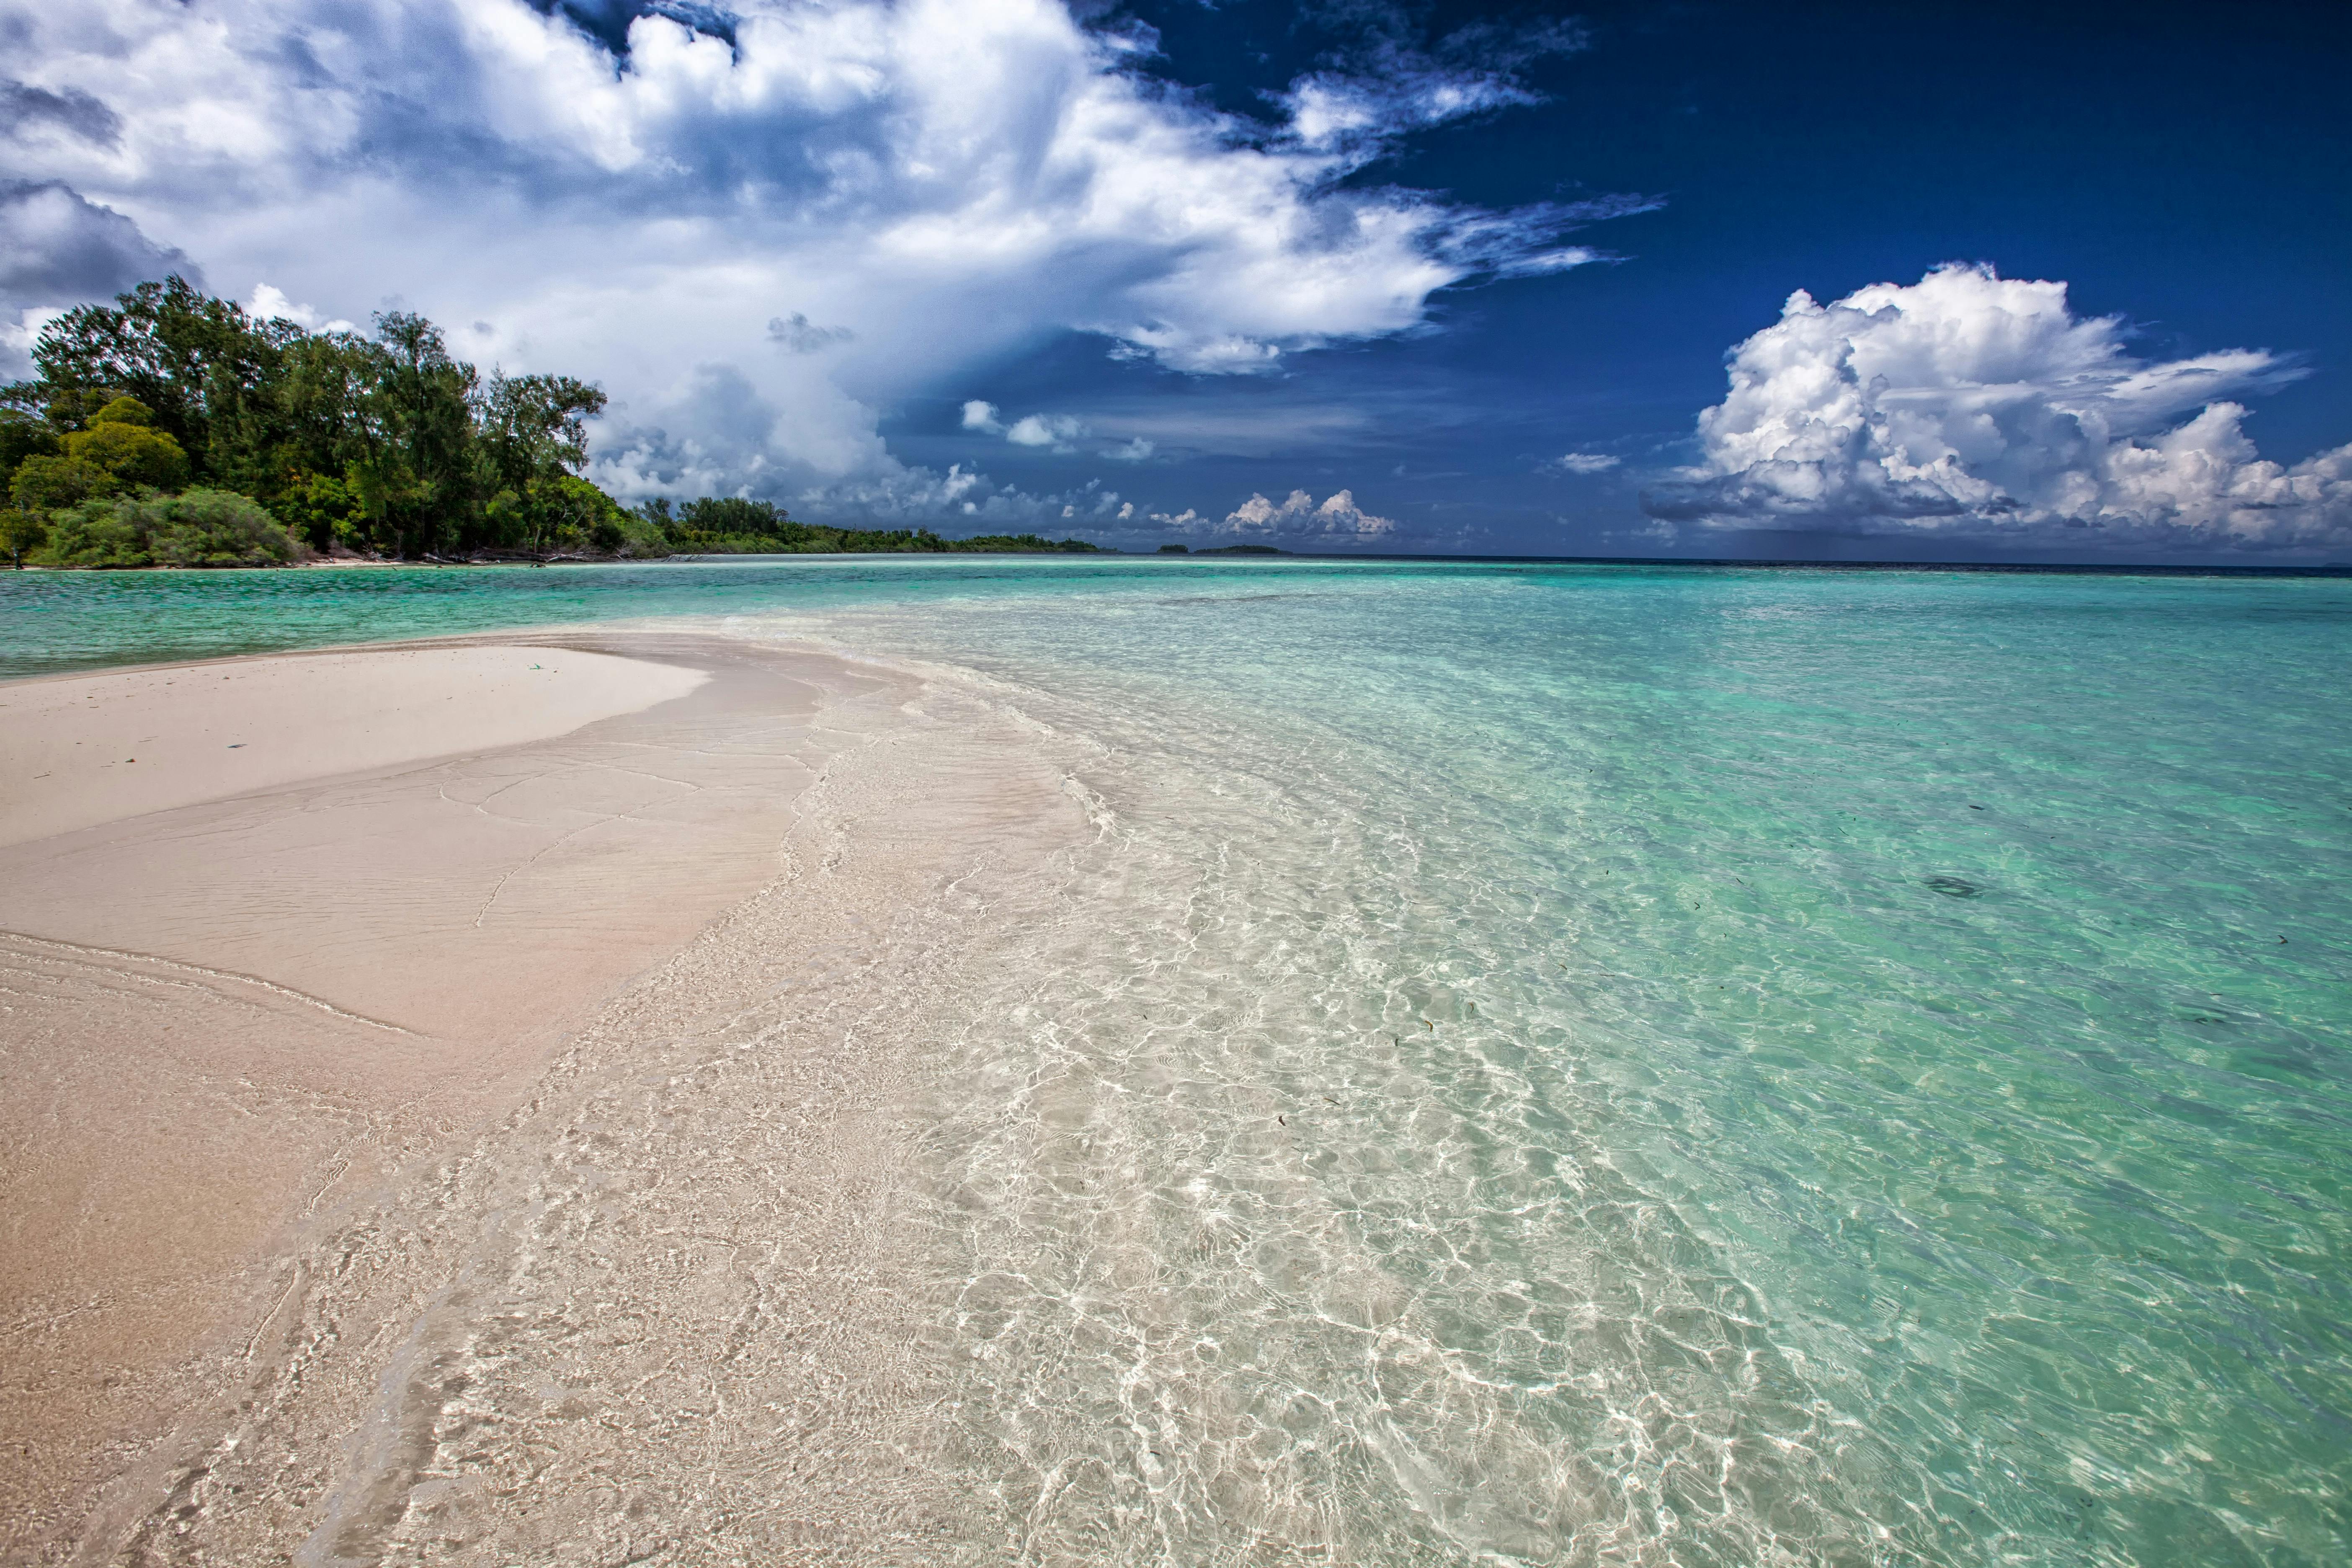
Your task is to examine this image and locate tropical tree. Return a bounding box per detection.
[28,276,286,480]
[346,312,479,556]
[477,371,609,553]
[0,507,47,567]
[62,397,191,490]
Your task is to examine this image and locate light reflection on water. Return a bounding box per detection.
[10,560,2349,1563]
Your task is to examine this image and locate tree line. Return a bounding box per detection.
[650,497,1100,555]
[0,277,1098,568]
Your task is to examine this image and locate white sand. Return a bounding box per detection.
[0,631,1087,1562]
[0,644,706,846]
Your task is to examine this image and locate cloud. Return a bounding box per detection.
[0,80,123,149]
[0,0,1645,516]
[1005,413,1087,450]
[247,282,353,334]
[768,312,854,353]
[0,181,200,376]
[0,181,198,372]
[1277,15,1589,156]
[1548,451,1620,475]
[1219,487,1397,542]
[967,401,1145,459]
[526,0,738,57]
[1644,263,2352,549]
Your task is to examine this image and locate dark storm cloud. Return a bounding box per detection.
[0,180,197,304]
[0,79,123,147]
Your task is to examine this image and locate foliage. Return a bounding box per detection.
[652,496,1099,554]
[0,508,47,568]
[274,469,362,551]
[36,489,306,569]
[0,412,59,498]
[10,454,114,512]
[616,513,674,558]
[25,277,288,479]
[10,274,1109,566]
[11,276,619,559]
[62,397,192,490]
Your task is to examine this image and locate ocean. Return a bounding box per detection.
[5,557,2346,1564]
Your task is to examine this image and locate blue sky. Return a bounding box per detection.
[4,0,2348,559]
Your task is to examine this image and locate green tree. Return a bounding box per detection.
[62,397,191,491]
[477,371,610,552]
[0,410,59,499]
[0,508,48,567]
[9,454,114,512]
[675,496,789,538]
[13,277,649,565]
[348,312,478,556]
[30,276,286,480]
[275,469,361,552]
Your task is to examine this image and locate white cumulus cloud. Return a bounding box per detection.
[1643,263,2352,549]
[1220,487,1397,542]
[1548,451,1620,475]
[1005,413,1088,450]
[0,0,1632,524]
[247,283,352,334]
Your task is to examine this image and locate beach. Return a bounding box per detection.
[0,630,1088,1563]
[1,560,2345,1565]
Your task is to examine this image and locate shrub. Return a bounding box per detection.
[66,420,191,491]
[617,516,673,558]
[1,508,49,568]
[38,490,305,569]
[39,499,152,567]
[88,395,156,427]
[152,489,306,567]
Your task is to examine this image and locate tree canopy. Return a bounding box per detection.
[2,275,1106,566]
[4,276,622,559]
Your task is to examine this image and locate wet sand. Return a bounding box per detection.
[0,631,1087,1564]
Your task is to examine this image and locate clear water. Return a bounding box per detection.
[6,560,2347,1563]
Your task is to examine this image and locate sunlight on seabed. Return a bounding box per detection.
[7,558,2347,1564]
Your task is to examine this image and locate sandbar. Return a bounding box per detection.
[0,644,707,847]
[0,629,1084,1562]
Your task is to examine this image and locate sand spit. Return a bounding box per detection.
[0,646,708,849]
[0,632,1088,1564]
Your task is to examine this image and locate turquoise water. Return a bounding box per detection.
[7,560,2348,1563]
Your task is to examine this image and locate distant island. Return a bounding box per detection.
[0,277,1100,569]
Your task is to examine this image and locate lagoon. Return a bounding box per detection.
[5,557,2347,1563]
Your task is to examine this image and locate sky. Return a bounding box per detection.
[3,0,2349,561]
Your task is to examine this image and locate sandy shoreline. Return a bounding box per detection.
[0,629,1088,1563]
[0,645,708,847]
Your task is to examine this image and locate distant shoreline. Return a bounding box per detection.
[6,550,2345,578]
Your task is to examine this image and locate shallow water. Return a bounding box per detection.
[8,559,2348,1563]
